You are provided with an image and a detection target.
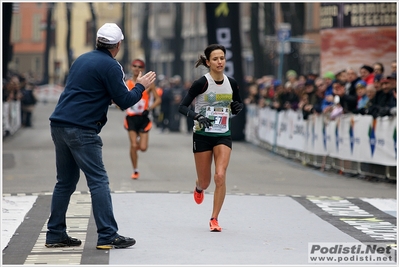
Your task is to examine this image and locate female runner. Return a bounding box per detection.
[178,44,243,232]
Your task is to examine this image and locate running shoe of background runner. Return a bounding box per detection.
[131,172,139,179]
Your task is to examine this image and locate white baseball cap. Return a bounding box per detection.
[97,23,124,44]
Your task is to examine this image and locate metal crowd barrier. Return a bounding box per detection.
[245,104,396,181]
[3,100,21,138]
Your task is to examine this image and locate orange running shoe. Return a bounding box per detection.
[209,218,222,232]
[131,172,139,179]
[193,188,204,204]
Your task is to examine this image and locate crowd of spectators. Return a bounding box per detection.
[244,60,397,120]
[3,71,39,128]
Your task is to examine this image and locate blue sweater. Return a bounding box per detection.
[50,48,144,133]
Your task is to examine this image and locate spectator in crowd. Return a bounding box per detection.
[387,77,397,116]
[355,84,379,118]
[4,75,23,102]
[243,82,259,105]
[375,78,393,109]
[312,77,326,113]
[3,79,14,102]
[20,78,38,127]
[321,71,335,112]
[335,69,347,83]
[151,84,164,128]
[359,65,375,85]
[271,80,284,111]
[390,60,396,75]
[294,79,306,97]
[244,75,254,88]
[258,83,272,108]
[159,77,172,132]
[325,79,357,116]
[373,74,383,90]
[168,75,185,132]
[387,72,397,90]
[274,81,299,111]
[297,74,307,88]
[268,80,276,100]
[373,62,384,76]
[307,73,318,82]
[345,67,361,98]
[355,80,368,109]
[378,86,396,118]
[286,69,298,88]
[300,79,324,120]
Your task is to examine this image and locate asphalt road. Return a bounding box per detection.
[3,101,397,198]
[2,101,397,266]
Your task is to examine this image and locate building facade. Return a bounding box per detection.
[8,3,396,86]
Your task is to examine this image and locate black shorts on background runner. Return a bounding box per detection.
[125,115,151,133]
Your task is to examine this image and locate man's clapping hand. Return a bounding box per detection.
[136,71,156,89]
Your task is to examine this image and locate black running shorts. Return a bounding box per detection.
[192,133,232,153]
[124,115,152,133]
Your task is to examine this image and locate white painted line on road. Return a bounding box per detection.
[361,197,397,217]
[2,196,37,250]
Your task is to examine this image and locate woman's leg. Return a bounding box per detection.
[211,144,231,219]
[138,132,149,152]
[194,151,213,190]
[128,130,139,170]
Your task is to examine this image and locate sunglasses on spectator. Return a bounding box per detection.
[132,65,144,68]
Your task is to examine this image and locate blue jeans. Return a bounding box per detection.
[46,126,118,245]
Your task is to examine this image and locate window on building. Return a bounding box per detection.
[11,14,21,42]
[32,14,42,42]
[12,3,20,13]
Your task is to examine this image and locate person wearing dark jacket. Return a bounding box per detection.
[301,78,324,119]
[325,79,358,116]
[376,77,396,117]
[345,67,361,99]
[46,23,156,250]
[353,84,380,118]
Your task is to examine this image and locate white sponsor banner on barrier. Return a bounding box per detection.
[333,115,354,161]
[354,115,374,163]
[356,115,397,166]
[245,104,259,145]
[257,107,277,145]
[3,101,21,136]
[324,116,337,158]
[304,115,327,156]
[248,107,396,167]
[289,110,306,152]
[276,110,291,149]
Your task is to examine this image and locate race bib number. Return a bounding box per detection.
[205,106,229,133]
[127,99,146,114]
